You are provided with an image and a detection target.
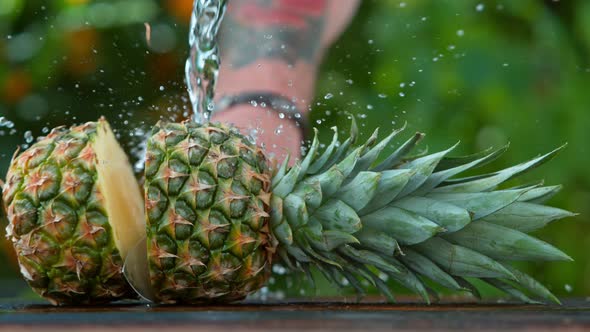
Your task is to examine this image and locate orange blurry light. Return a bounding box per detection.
[2,70,32,104]
[165,0,193,24]
[65,28,98,76]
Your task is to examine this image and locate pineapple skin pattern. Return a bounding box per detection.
[145,122,275,303]
[2,119,575,305]
[2,121,134,305]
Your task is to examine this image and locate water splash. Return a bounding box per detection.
[185,0,227,123]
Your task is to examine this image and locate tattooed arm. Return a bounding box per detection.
[212,0,360,162]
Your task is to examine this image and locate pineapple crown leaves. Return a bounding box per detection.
[269,120,574,304]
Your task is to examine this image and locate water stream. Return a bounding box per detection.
[185,0,227,123]
[123,0,229,301]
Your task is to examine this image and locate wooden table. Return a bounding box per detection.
[1,299,589,331]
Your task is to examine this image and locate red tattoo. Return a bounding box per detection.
[231,0,327,29]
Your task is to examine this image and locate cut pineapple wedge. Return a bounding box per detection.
[95,119,145,259]
[94,118,153,299]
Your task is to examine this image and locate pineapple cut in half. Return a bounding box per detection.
[3,117,575,305]
[2,118,145,305]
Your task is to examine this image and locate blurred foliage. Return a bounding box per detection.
[0,0,588,300]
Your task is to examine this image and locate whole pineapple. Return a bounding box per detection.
[140,120,574,304]
[2,118,144,305]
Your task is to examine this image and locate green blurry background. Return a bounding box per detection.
[0,0,588,300]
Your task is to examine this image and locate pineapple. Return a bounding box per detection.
[138,120,574,304]
[2,118,145,305]
[142,122,274,303]
[3,118,574,305]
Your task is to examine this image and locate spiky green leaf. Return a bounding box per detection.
[272,154,290,187]
[444,221,572,261]
[273,163,302,198]
[414,145,508,195]
[379,255,430,303]
[434,146,564,193]
[307,127,338,174]
[339,245,400,274]
[362,206,444,245]
[313,199,361,234]
[502,264,560,304]
[355,229,398,256]
[335,171,381,211]
[414,238,515,279]
[400,248,463,290]
[427,188,530,220]
[517,185,562,204]
[484,202,575,233]
[292,180,323,212]
[348,130,401,180]
[372,131,424,172]
[358,169,413,214]
[283,193,309,229]
[298,129,320,179]
[392,196,472,232]
[396,144,458,198]
[323,230,360,251]
[484,279,541,304]
[434,144,508,172]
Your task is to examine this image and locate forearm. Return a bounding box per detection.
[212,0,359,162]
[213,60,317,162]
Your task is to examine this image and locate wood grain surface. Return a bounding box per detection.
[0,298,589,331]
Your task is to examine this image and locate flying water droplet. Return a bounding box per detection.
[0,117,15,129]
[24,131,34,144]
[272,264,287,275]
[324,93,334,100]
